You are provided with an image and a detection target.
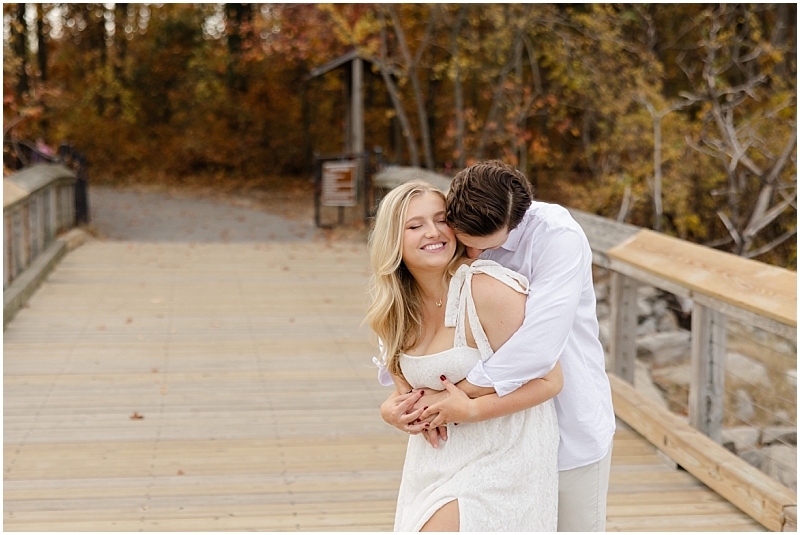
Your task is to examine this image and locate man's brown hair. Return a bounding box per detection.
[446,160,534,237]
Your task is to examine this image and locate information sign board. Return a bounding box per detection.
[321,161,358,207]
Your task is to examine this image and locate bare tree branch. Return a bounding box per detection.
[476,21,529,159]
[387,5,435,169]
[744,227,797,259]
[717,210,742,246]
[744,190,797,241]
[372,8,419,167]
[522,35,543,95]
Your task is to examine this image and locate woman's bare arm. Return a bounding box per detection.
[420,274,563,425]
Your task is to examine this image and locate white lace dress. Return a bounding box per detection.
[393,260,559,532]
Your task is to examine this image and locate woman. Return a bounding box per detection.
[366,181,562,532]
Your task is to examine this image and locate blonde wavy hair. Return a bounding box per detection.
[366,180,464,380]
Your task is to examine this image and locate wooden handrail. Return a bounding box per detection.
[565,208,796,530]
[610,373,797,532]
[608,229,796,329]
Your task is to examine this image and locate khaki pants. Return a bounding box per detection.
[557,443,613,532]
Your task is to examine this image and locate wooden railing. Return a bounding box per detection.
[3,164,77,290]
[568,209,797,532]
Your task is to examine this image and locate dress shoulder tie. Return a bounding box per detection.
[444,260,529,360]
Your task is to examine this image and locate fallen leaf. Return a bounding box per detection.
[177,469,185,475]
[130,412,144,420]
[125,317,133,324]
[160,387,168,394]
[151,368,158,373]
[98,325,106,330]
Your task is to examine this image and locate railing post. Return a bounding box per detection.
[3,213,10,289]
[609,271,639,383]
[689,304,727,443]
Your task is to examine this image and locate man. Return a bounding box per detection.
[378,160,615,531]
[450,160,615,531]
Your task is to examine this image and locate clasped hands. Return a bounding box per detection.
[381,376,477,449]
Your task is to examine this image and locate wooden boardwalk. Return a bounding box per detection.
[3,240,766,531]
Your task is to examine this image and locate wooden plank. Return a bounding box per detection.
[608,490,726,505]
[609,501,744,517]
[608,229,796,328]
[606,514,766,531]
[784,505,797,532]
[610,373,797,532]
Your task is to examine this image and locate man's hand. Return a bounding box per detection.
[380,390,428,434]
[420,376,478,426]
[422,425,448,448]
[406,388,447,447]
[409,388,449,418]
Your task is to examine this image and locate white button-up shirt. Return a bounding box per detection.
[376,201,615,471]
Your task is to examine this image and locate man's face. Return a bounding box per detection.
[456,227,510,259]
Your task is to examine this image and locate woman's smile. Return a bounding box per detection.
[421,242,447,253]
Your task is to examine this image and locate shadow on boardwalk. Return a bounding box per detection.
[3,188,766,531]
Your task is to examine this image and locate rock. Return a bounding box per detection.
[739,448,765,470]
[652,365,691,390]
[677,296,694,314]
[595,302,610,320]
[775,410,792,425]
[637,318,657,337]
[721,426,761,453]
[637,331,691,366]
[733,389,756,423]
[594,282,608,302]
[652,299,668,318]
[760,444,797,489]
[650,364,691,414]
[634,359,669,409]
[760,426,797,447]
[657,310,680,332]
[726,352,770,387]
[637,298,653,317]
[638,285,659,299]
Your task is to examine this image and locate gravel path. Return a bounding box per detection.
[90,186,320,242]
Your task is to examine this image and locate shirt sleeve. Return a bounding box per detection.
[465,226,587,396]
[374,339,395,386]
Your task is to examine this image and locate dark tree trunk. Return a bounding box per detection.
[226,3,252,93]
[113,4,128,115]
[14,3,29,98]
[36,4,48,133]
[36,4,46,83]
